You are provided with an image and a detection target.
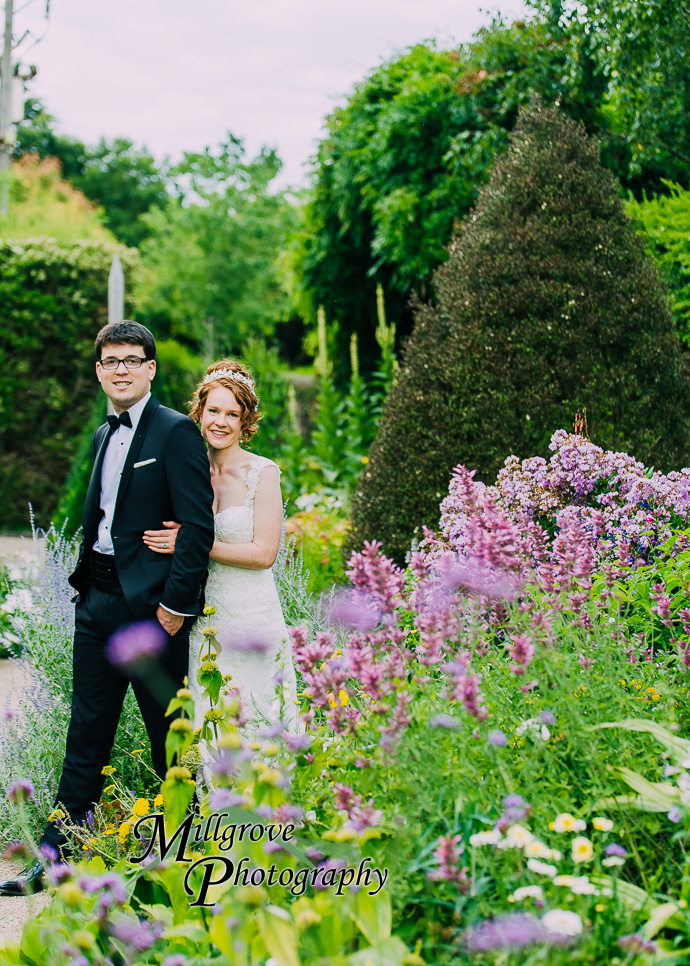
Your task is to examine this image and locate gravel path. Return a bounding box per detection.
[0,539,53,946]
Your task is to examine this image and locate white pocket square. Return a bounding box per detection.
[133,458,156,468]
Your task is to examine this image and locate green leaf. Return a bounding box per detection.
[161,776,195,833]
[347,936,413,966]
[350,888,392,946]
[164,922,211,944]
[641,901,686,939]
[255,905,300,966]
[592,719,690,765]
[606,765,680,811]
[591,875,654,912]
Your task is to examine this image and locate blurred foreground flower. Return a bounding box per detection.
[465,914,544,951]
[7,777,34,803]
[106,621,166,669]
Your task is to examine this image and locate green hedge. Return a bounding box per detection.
[0,238,138,531]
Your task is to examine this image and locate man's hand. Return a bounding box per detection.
[156,605,184,637]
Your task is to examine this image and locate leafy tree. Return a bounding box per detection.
[293,20,586,368]
[14,99,168,247]
[136,136,298,354]
[348,101,690,564]
[0,155,113,243]
[629,184,690,346]
[528,0,690,194]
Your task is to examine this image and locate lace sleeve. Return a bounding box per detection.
[244,458,281,506]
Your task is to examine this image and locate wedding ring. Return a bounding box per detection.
[164,543,168,549]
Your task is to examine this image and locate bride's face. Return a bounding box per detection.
[202,386,243,451]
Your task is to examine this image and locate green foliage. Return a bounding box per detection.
[136,136,299,355]
[0,156,115,243]
[14,99,169,248]
[629,183,690,346]
[293,21,580,364]
[0,237,138,530]
[153,339,206,413]
[55,395,107,532]
[528,0,690,194]
[349,100,690,564]
[240,336,291,458]
[284,495,351,594]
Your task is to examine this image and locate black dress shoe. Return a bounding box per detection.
[0,860,45,897]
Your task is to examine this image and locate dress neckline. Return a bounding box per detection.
[213,457,267,516]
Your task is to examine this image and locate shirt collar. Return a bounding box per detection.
[121,392,151,431]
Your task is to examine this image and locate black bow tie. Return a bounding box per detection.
[106,411,133,431]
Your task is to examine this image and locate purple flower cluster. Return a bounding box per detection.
[427,834,469,889]
[6,777,34,804]
[428,432,690,611]
[465,914,544,951]
[332,782,382,831]
[496,793,530,831]
[110,915,164,953]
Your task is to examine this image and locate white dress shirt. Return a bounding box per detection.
[94,392,151,555]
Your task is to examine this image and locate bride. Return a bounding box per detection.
[142,359,299,738]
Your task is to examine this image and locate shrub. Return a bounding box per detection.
[0,237,138,530]
[628,183,690,346]
[284,494,351,594]
[1,156,114,244]
[349,99,690,564]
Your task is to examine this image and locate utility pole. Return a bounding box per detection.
[0,0,14,216]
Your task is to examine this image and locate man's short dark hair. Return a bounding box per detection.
[95,321,156,361]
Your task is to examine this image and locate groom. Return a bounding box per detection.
[0,320,215,896]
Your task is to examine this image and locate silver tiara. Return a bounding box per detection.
[203,368,255,393]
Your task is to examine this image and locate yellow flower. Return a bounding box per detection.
[553,813,586,833]
[361,456,369,464]
[103,784,115,795]
[201,626,218,638]
[296,908,322,929]
[101,766,115,776]
[524,839,560,861]
[571,836,594,863]
[132,798,150,818]
[118,822,132,845]
[203,604,216,616]
[57,882,83,907]
[264,742,279,756]
[323,827,358,842]
[339,689,349,707]
[131,749,145,756]
[165,766,192,783]
[154,794,164,809]
[47,808,65,822]
[592,817,614,832]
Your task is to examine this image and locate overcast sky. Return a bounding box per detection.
[15,0,528,188]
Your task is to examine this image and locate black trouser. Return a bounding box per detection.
[41,586,193,852]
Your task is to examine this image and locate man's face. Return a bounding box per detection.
[96,342,156,411]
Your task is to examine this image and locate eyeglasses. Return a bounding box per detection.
[99,356,149,370]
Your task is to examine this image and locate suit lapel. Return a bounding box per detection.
[82,424,113,542]
[114,396,160,517]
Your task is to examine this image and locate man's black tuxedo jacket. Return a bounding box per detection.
[69,396,215,618]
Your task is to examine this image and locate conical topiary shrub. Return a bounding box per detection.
[349,98,690,564]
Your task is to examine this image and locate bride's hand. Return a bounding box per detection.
[143,520,181,554]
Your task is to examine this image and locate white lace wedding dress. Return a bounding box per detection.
[189,456,299,743]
